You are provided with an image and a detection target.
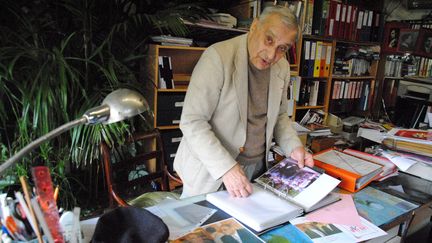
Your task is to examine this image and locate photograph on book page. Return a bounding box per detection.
[170,218,263,243]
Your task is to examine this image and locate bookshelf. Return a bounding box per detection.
[144,45,206,172]
[292,0,384,121]
[374,19,432,125]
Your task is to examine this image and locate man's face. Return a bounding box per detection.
[247,13,297,70]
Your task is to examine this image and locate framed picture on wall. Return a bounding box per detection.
[382,22,410,53]
[397,29,419,53]
[415,28,432,57]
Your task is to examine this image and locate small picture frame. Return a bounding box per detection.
[415,28,432,57]
[382,22,410,53]
[397,29,419,53]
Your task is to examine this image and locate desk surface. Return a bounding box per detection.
[81,172,432,242]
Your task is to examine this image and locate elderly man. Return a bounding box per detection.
[174,6,313,198]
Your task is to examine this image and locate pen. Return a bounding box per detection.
[19,176,43,243]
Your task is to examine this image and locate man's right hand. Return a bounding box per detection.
[222,164,253,198]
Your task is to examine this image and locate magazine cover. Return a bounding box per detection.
[169,218,263,243]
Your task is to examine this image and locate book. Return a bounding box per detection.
[383,128,432,157]
[206,158,340,232]
[313,148,384,192]
[290,216,387,242]
[169,218,263,243]
[353,187,418,227]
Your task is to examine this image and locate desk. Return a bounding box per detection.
[371,172,432,240]
[81,174,432,242]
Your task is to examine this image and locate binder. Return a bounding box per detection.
[355,10,364,42]
[349,5,358,41]
[326,1,337,37]
[309,41,316,77]
[158,56,174,89]
[323,42,332,77]
[313,41,322,77]
[312,0,324,35]
[344,5,352,40]
[333,2,341,38]
[319,43,326,77]
[302,40,311,76]
[313,148,383,192]
[338,4,346,39]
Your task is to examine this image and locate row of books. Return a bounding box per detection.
[151,35,193,47]
[384,55,404,77]
[331,80,371,111]
[297,80,326,107]
[304,0,382,42]
[300,40,332,77]
[383,55,432,77]
[417,56,432,77]
[331,80,369,100]
[158,56,175,89]
[332,45,379,77]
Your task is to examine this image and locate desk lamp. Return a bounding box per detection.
[0,88,149,174]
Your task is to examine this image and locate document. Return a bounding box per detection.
[306,193,362,227]
[290,216,387,242]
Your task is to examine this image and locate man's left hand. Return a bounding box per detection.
[290,147,314,168]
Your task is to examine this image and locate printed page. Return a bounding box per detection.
[206,184,303,232]
[147,198,217,240]
[290,216,386,242]
[314,150,381,176]
[255,158,340,211]
[306,193,362,227]
[170,218,263,243]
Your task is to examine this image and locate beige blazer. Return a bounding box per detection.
[173,34,302,197]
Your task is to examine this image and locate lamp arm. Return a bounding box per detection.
[0,117,88,174]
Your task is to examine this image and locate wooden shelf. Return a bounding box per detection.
[156,45,206,51]
[301,76,329,79]
[158,125,180,130]
[296,105,325,110]
[157,88,188,92]
[332,76,375,80]
[302,34,333,42]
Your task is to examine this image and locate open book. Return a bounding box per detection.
[206,158,340,232]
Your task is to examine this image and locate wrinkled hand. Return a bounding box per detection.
[290,147,314,168]
[222,164,253,198]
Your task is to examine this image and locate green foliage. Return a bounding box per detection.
[0,0,210,209]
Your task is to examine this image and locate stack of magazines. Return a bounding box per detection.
[383,128,432,157]
[151,35,193,46]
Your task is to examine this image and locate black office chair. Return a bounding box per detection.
[101,128,182,208]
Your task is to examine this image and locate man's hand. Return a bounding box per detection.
[290,146,314,168]
[222,164,253,198]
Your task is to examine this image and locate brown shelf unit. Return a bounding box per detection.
[145,44,206,174]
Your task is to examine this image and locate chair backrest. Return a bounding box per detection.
[101,128,170,207]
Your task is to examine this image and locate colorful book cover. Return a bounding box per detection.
[255,158,321,198]
[353,187,418,226]
[394,130,432,141]
[169,218,263,243]
[260,224,313,243]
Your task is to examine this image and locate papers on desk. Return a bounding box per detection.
[353,187,418,226]
[170,218,263,243]
[290,216,387,242]
[378,149,432,181]
[306,193,362,227]
[379,149,432,171]
[147,198,217,240]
